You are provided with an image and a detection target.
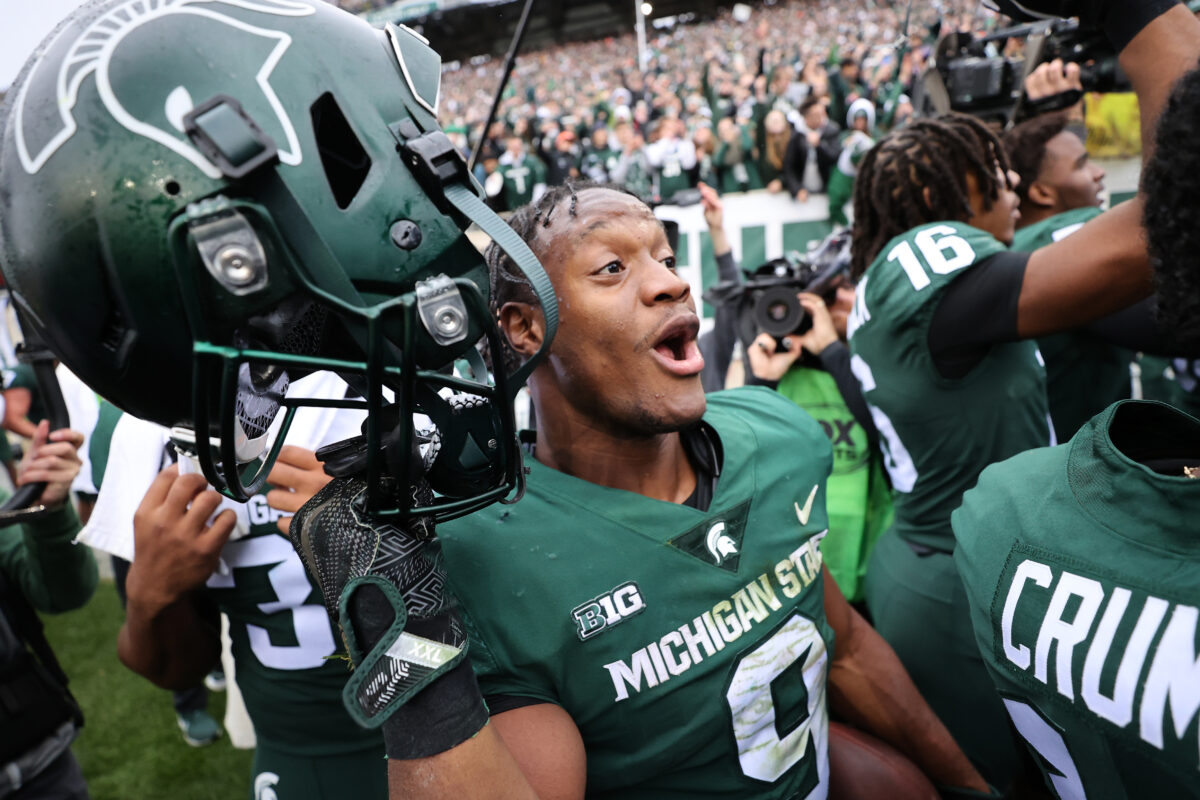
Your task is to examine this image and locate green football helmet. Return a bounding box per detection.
[0,0,556,519]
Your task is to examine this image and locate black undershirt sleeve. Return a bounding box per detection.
[1082,296,1198,356]
[927,250,1029,379]
[485,694,545,715]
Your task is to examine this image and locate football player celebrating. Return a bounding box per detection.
[845,0,1200,790]
[952,58,1200,798]
[336,181,989,799]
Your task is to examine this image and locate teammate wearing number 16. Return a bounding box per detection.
[844,0,1200,793]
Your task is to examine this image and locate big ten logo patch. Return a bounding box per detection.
[572,582,646,642]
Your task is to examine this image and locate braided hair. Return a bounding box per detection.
[850,113,1013,280]
[484,180,643,372]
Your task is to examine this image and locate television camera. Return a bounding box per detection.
[914,16,1130,127]
[703,229,852,353]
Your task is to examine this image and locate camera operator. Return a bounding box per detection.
[0,422,92,800]
[743,274,893,605]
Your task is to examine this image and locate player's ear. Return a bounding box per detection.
[499,301,546,358]
[1026,179,1056,209]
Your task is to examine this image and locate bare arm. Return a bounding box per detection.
[117,465,235,690]
[822,567,989,792]
[387,703,586,800]
[699,181,730,257]
[118,593,221,690]
[1017,5,1200,338]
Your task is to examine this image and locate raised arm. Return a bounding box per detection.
[1016,3,1200,337]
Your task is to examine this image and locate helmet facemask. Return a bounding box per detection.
[1,0,557,521]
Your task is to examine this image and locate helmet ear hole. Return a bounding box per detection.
[311,92,372,209]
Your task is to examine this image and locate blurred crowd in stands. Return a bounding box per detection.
[424,0,997,211]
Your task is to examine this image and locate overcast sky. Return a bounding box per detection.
[0,0,90,92]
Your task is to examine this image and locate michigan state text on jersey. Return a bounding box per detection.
[441,389,835,799]
[424,182,991,798]
[954,401,1200,799]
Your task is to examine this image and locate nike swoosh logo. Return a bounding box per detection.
[794,484,819,526]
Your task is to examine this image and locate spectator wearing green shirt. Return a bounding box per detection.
[0,421,93,800]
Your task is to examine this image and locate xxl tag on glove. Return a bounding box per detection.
[290,476,468,728]
[338,576,467,727]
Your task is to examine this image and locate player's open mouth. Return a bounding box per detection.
[650,314,704,376]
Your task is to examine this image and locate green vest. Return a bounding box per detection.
[777,367,892,602]
[848,221,1054,552]
[1012,206,1132,439]
[953,401,1200,798]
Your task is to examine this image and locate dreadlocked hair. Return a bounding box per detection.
[1143,59,1200,350]
[483,179,643,374]
[850,113,1012,280]
[1002,111,1070,207]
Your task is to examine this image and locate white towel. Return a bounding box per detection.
[77,371,366,561]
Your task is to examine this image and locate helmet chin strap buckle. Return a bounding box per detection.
[186,197,269,296]
[415,275,469,347]
[397,127,474,217]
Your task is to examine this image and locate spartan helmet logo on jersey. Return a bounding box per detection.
[706,521,739,564]
[14,0,313,178]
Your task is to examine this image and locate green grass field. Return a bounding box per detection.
[40,579,255,800]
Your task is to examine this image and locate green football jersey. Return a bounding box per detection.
[203,498,379,757]
[498,154,547,209]
[87,408,380,759]
[847,221,1054,552]
[1012,207,1133,439]
[581,145,621,184]
[441,388,836,799]
[953,401,1200,799]
[1010,206,1100,252]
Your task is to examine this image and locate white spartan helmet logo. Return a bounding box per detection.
[705,521,738,564]
[14,0,316,179]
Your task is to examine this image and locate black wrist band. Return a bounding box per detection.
[1105,0,1180,53]
[381,658,489,760]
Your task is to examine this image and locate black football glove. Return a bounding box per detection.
[290,475,487,758]
[986,0,1180,51]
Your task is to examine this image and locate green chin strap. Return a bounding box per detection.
[166,116,557,515]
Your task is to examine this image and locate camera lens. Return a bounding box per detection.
[753,286,808,338]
